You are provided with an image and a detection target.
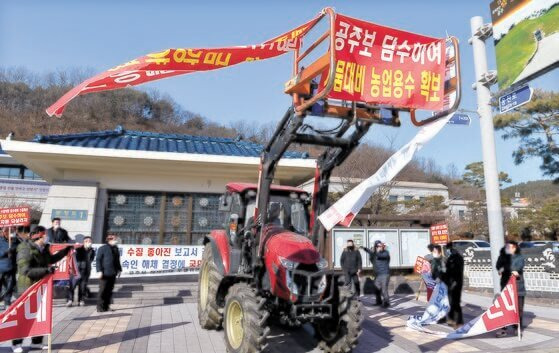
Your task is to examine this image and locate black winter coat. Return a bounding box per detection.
[496,247,512,290]
[96,244,122,277]
[75,247,95,277]
[442,249,464,290]
[340,248,362,274]
[364,248,390,275]
[47,227,71,244]
[430,257,444,281]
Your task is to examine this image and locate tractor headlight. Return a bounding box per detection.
[279,257,298,270]
[317,275,327,293]
[316,258,328,270]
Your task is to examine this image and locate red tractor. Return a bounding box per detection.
[197,8,461,353]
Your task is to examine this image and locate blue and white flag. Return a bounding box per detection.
[407,281,450,330]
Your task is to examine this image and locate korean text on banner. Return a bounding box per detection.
[447,276,520,339]
[327,14,446,110]
[430,223,449,245]
[91,244,204,277]
[0,207,30,227]
[0,275,53,341]
[46,16,319,117]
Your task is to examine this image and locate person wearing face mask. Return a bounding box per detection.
[74,235,95,306]
[340,239,362,297]
[496,240,525,338]
[363,240,391,307]
[11,226,73,353]
[96,234,122,312]
[429,244,445,281]
[47,217,71,244]
[442,242,464,328]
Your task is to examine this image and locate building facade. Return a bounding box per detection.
[1,126,315,244]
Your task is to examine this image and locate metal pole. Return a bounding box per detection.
[470,16,505,296]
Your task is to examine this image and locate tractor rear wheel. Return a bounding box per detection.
[224,283,270,353]
[314,288,363,353]
[198,243,223,329]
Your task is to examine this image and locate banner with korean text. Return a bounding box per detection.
[0,275,53,341]
[326,14,445,110]
[0,207,30,227]
[91,244,204,277]
[47,8,447,116]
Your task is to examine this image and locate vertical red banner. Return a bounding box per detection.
[0,275,53,341]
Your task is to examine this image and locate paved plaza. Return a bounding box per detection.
[1,279,558,353]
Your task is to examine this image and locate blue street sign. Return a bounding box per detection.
[448,113,471,126]
[499,85,533,114]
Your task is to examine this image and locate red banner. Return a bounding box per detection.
[326,14,445,110]
[47,9,448,117]
[49,244,78,281]
[0,275,53,341]
[481,276,520,331]
[430,223,449,245]
[46,16,320,117]
[0,207,30,227]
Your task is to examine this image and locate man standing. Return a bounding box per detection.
[47,218,71,244]
[75,235,95,306]
[340,239,362,297]
[12,226,73,353]
[96,235,122,312]
[47,217,75,307]
[0,229,14,310]
[442,242,464,328]
[424,243,435,301]
[364,241,391,307]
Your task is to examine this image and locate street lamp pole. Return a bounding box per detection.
[470,16,505,296]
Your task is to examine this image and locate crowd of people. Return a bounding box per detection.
[0,218,123,353]
[340,238,526,338]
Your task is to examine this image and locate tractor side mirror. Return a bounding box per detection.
[219,194,232,211]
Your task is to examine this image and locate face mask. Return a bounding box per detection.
[505,248,513,255]
[109,240,117,246]
[84,243,92,249]
[432,253,441,259]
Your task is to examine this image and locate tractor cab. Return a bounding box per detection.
[219,183,310,248]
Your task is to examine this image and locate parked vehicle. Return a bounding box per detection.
[452,240,491,251]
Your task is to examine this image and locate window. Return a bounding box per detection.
[458,210,465,220]
[23,168,42,180]
[404,195,413,201]
[419,196,426,203]
[388,195,398,202]
[0,166,21,179]
[106,191,221,245]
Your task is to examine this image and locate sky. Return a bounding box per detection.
[1,0,557,185]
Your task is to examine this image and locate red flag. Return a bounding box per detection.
[447,276,520,339]
[0,275,53,341]
[49,244,78,281]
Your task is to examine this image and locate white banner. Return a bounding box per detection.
[91,244,204,277]
[407,281,449,330]
[319,113,453,231]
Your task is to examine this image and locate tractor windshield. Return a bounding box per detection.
[245,195,309,235]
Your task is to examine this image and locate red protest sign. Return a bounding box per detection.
[414,256,431,274]
[0,275,53,341]
[0,207,30,227]
[49,244,78,281]
[430,223,449,245]
[325,14,446,111]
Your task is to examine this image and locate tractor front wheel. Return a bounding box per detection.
[314,288,363,353]
[224,283,270,353]
[198,243,224,329]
